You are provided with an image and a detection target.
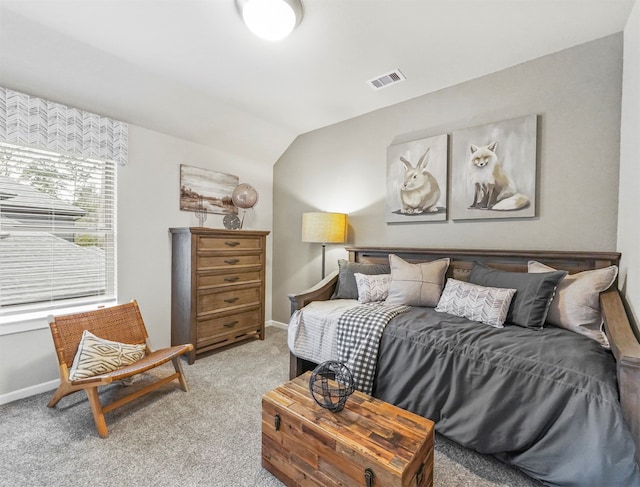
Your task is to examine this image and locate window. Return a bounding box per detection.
[0,141,117,317]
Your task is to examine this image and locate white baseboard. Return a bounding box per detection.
[0,378,59,406]
[266,320,288,330]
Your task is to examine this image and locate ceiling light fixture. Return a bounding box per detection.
[236,0,303,41]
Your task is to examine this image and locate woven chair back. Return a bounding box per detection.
[50,301,149,368]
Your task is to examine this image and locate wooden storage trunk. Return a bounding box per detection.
[262,372,434,487]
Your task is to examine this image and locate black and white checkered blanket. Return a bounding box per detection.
[336,303,409,394]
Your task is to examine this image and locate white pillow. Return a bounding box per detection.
[68,330,147,381]
[435,279,517,328]
[385,255,450,307]
[528,261,618,347]
[354,273,392,303]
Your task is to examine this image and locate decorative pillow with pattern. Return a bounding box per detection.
[436,279,517,328]
[385,255,450,307]
[528,261,618,347]
[68,330,146,381]
[331,260,391,300]
[469,262,567,329]
[354,273,392,303]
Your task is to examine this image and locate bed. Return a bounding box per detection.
[287,247,640,487]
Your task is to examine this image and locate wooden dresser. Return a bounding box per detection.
[170,227,270,364]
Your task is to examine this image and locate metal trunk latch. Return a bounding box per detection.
[364,467,375,487]
[274,413,281,431]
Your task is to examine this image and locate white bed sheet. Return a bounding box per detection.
[287,299,359,364]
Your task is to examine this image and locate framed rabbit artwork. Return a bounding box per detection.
[450,114,537,220]
[386,133,448,223]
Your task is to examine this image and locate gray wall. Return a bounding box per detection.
[618,1,640,333]
[272,34,623,323]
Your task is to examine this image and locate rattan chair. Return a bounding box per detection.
[47,300,194,437]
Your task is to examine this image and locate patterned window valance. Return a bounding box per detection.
[0,87,128,166]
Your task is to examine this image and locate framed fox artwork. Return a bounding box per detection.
[450,114,537,220]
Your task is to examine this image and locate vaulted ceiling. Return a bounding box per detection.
[0,0,635,164]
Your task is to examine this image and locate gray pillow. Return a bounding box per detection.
[468,262,567,329]
[332,259,391,300]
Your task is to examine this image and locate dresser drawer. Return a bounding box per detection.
[198,254,262,269]
[198,235,263,251]
[198,270,261,289]
[197,308,261,346]
[197,286,261,315]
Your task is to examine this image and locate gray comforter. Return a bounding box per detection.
[373,307,640,487]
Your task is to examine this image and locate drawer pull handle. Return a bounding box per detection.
[225,241,240,247]
[274,414,281,431]
[224,297,239,303]
[223,321,238,328]
[364,468,375,487]
[225,259,240,265]
[224,276,240,282]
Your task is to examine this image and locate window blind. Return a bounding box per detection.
[0,141,117,315]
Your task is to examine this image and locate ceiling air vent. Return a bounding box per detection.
[367,69,406,90]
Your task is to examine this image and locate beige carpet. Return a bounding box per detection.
[0,327,540,486]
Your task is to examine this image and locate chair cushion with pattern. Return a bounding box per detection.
[68,330,146,381]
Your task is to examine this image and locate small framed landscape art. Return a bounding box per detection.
[450,114,537,220]
[180,164,239,215]
[386,133,448,223]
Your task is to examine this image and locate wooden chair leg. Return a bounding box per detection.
[48,381,73,408]
[172,357,189,392]
[85,387,109,438]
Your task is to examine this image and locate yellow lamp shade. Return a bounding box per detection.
[301,212,347,244]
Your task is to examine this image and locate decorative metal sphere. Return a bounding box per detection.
[308,361,355,413]
[231,183,258,209]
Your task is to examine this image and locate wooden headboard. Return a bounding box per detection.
[349,246,620,278]
[288,246,640,464]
